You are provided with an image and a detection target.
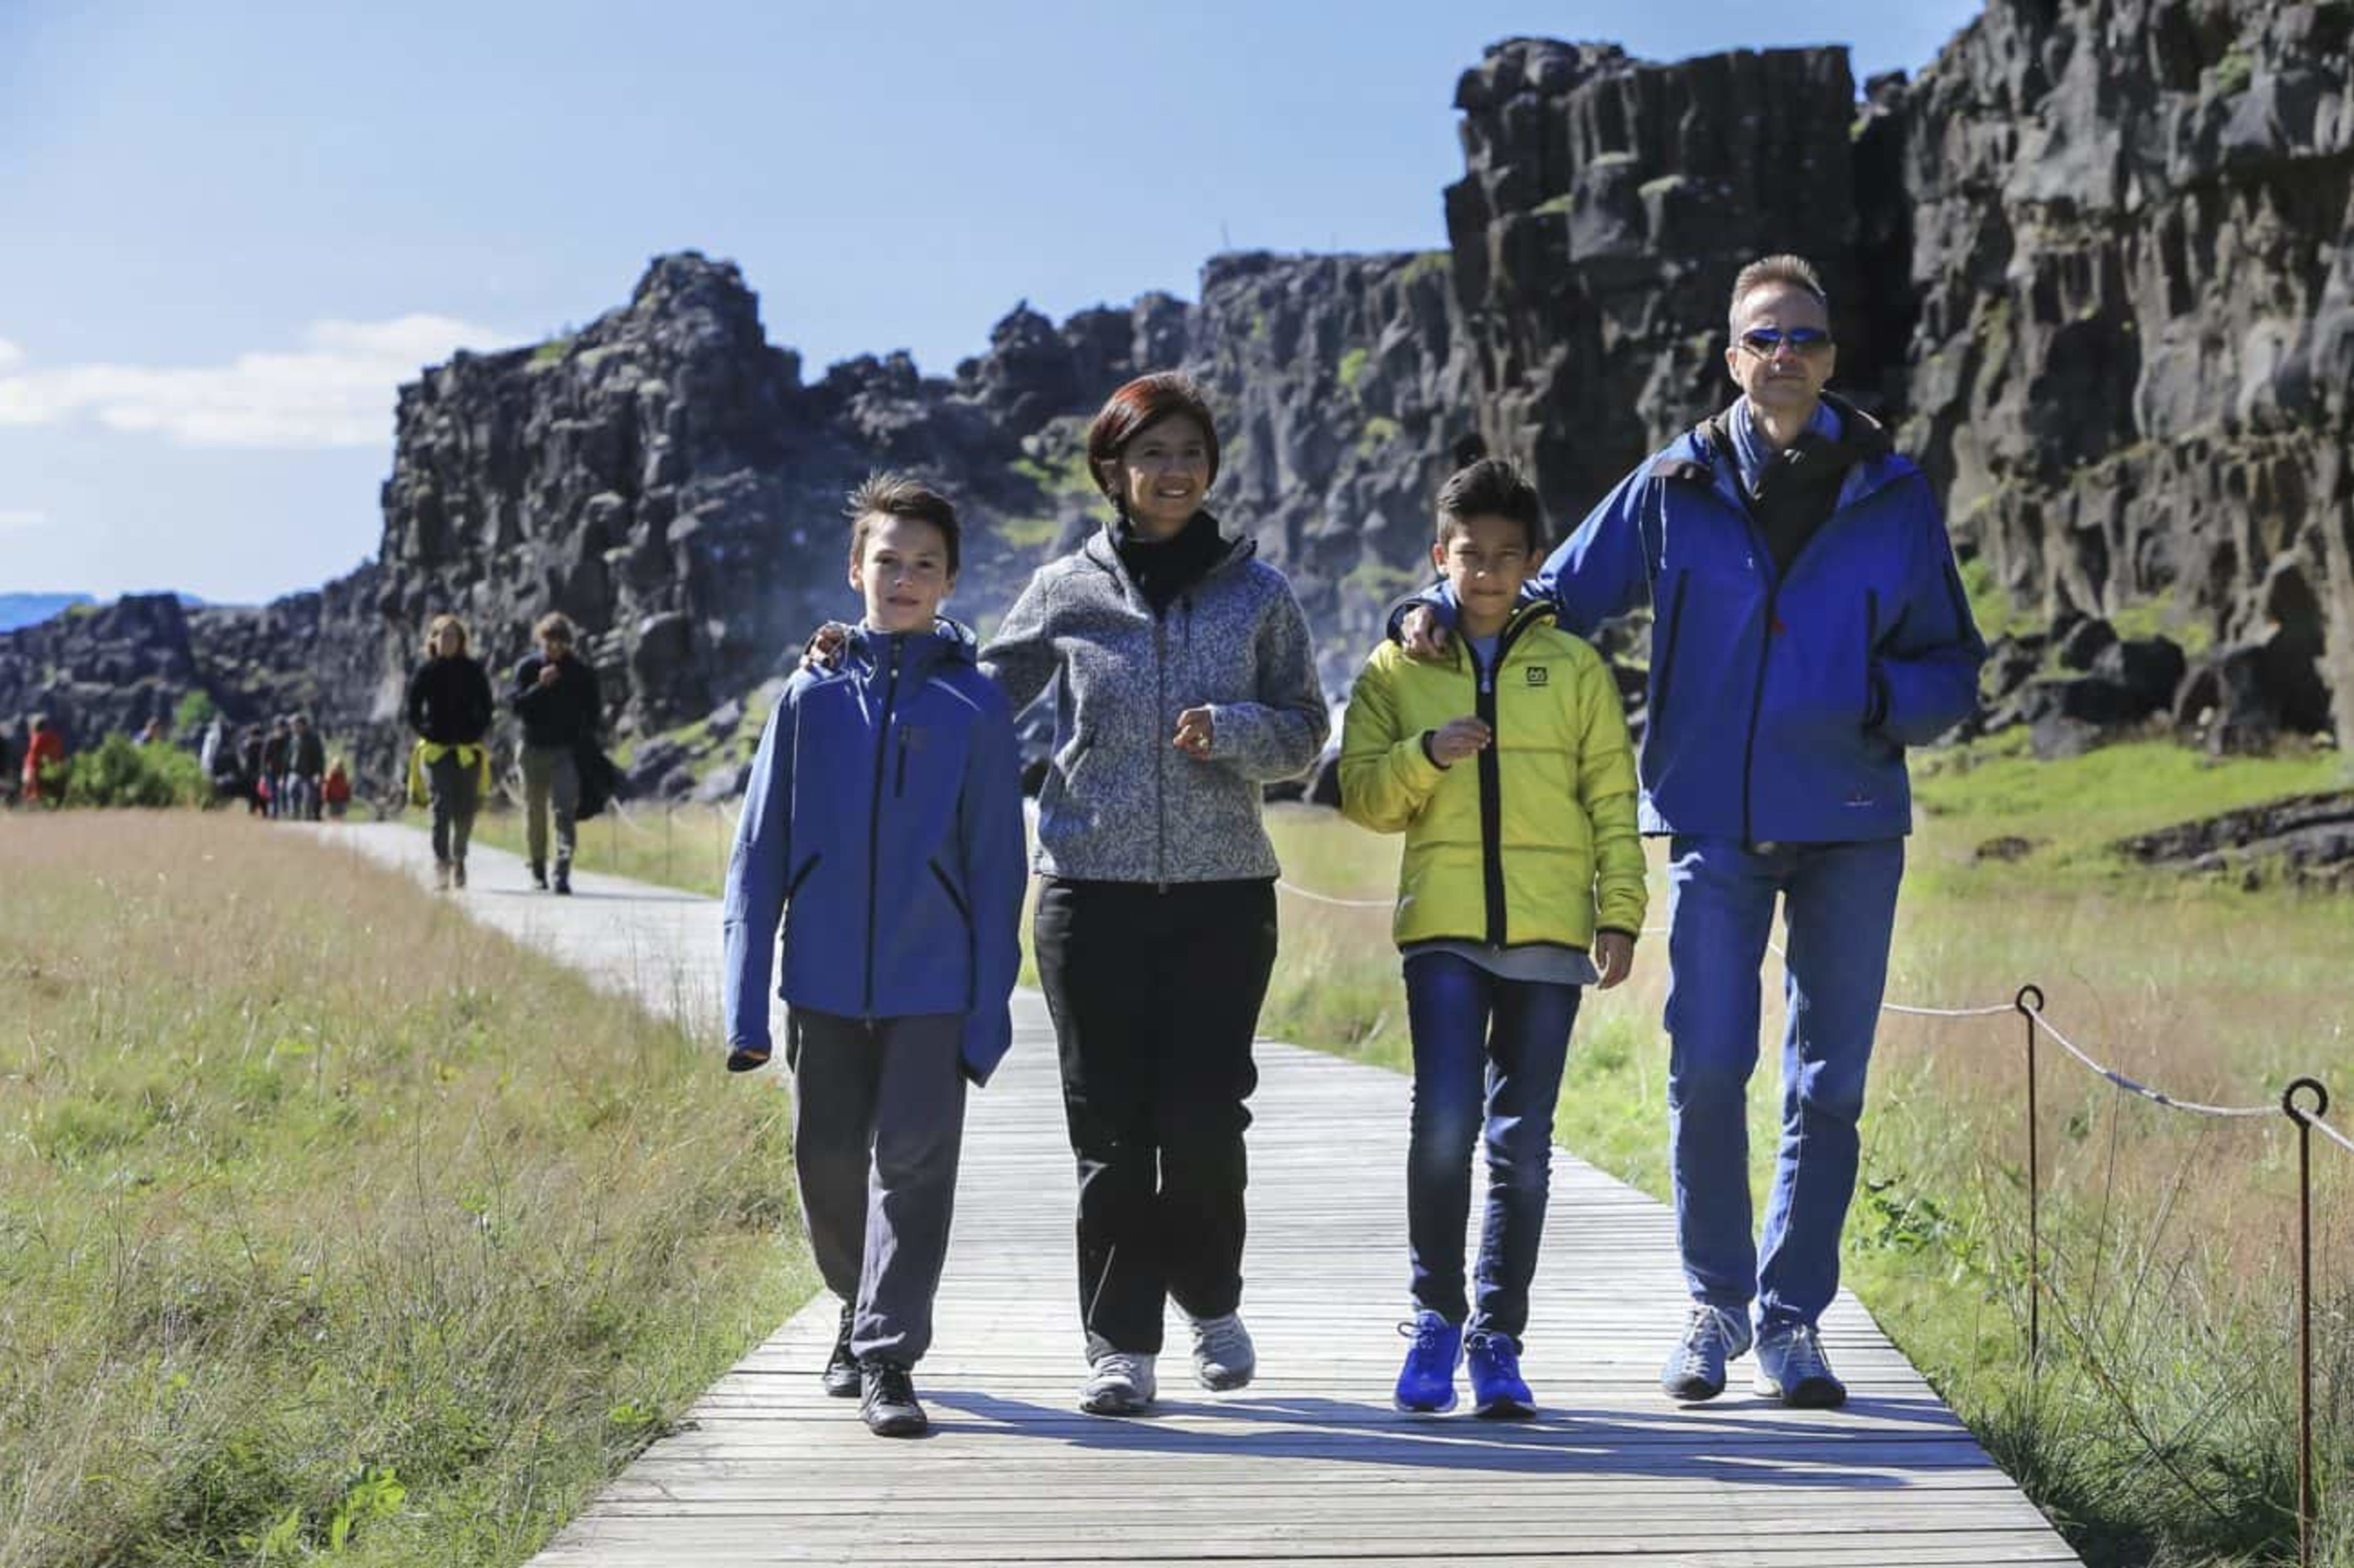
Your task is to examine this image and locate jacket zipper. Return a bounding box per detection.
[863,637,903,1019]
[1474,610,1543,946]
[896,729,909,797]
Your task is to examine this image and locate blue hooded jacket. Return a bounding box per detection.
[1410,397,1985,842]
[722,618,1027,1081]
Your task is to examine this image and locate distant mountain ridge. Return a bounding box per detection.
[0,594,96,632]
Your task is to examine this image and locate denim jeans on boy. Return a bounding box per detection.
[1663,834,1905,1331]
[1403,950,1581,1342]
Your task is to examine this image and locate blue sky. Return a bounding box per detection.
[1,0,1980,604]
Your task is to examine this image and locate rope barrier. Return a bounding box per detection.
[2306,1108,2354,1159]
[2022,1005,2279,1119]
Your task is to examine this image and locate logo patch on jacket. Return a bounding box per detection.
[1525,666,1550,687]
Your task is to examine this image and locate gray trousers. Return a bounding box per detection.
[519,744,579,869]
[788,1009,968,1366]
[425,752,479,864]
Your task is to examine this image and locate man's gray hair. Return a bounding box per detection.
[1728,254,1830,332]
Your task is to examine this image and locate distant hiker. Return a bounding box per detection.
[135,717,166,747]
[1394,255,1986,1408]
[405,614,495,890]
[725,475,1026,1439]
[322,756,353,820]
[287,714,327,822]
[1341,458,1645,1419]
[20,715,65,805]
[260,718,291,820]
[237,726,268,815]
[511,611,601,895]
[199,714,226,778]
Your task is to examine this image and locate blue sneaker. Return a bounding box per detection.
[1465,1330,1534,1419]
[1753,1321,1846,1408]
[1392,1311,1462,1413]
[1661,1304,1753,1401]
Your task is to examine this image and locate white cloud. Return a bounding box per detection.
[0,508,47,531]
[0,315,509,449]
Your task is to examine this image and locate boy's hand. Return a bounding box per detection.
[1401,606,1452,663]
[1593,931,1635,991]
[801,622,852,672]
[726,1046,772,1073]
[1427,716,1491,767]
[1171,706,1215,759]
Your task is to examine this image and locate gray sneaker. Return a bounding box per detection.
[1079,1351,1157,1415]
[1189,1311,1255,1391]
[1753,1321,1847,1407]
[1661,1304,1753,1401]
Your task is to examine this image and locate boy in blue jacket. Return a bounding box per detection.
[722,474,1026,1438]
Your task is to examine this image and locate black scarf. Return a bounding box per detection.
[1113,509,1225,615]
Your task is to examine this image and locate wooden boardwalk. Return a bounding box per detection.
[337,823,2082,1567]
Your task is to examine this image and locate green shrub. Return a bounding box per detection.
[58,733,210,809]
[173,689,217,729]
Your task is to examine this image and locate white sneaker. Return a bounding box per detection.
[1079,1351,1157,1415]
[1189,1311,1256,1391]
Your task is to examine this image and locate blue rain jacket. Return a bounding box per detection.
[722,619,1027,1081]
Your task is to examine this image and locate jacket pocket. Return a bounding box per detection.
[785,853,821,899]
[930,860,971,927]
[1649,570,1691,728]
[1862,588,1880,728]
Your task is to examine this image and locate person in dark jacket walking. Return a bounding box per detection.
[237,726,267,815]
[259,718,291,819]
[725,475,1026,1439]
[286,714,327,821]
[511,612,600,894]
[1396,255,1986,1410]
[406,614,496,889]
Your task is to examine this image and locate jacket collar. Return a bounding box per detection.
[1081,512,1257,599]
[844,615,978,682]
[1659,391,1906,509]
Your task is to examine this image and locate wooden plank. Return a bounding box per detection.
[332,824,2085,1567]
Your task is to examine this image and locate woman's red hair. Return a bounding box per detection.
[1084,373,1221,503]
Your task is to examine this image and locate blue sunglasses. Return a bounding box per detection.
[1739,326,1834,356]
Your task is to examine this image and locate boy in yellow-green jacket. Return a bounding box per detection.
[1340,457,1647,1418]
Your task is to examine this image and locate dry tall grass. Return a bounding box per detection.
[0,812,807,1567]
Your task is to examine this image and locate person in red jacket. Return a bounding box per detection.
[20,715,66,805]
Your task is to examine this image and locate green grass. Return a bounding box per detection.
[0,813,810,1566]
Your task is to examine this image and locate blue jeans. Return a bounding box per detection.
[1403,951,1581,1342]
[1663,835,1905,1330]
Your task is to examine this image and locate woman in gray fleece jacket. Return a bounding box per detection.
[985,373,1329,1416]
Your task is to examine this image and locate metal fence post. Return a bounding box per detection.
[2284,1076,2329,1568]
[2016,984,2046,1372]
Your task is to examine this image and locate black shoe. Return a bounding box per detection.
[553,864,572,896]
[859,1360,927,1437]
[823,1304,861,1398]
[530,862,548,891]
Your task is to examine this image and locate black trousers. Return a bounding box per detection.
[1034,877,1278,1357]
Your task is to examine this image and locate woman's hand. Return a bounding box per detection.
[1594,931,1635,991]
[801,622,852,672]
[1172,706,1216,759]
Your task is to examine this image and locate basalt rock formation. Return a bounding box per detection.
[5,1,2350,803]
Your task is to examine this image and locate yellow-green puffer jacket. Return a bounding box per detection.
[1339,601,1646,951]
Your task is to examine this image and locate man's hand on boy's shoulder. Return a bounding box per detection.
[801,622,851,673]
[1593,930,1636,991]
[1400,606,1451,663]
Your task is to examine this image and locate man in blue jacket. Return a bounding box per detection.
[722,474,1027,1438]
[1398,255,1985,1408]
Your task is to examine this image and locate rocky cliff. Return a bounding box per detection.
[5,1,2349,795]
